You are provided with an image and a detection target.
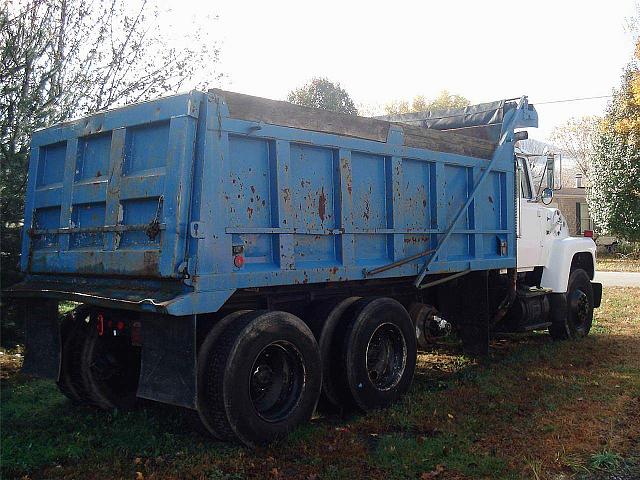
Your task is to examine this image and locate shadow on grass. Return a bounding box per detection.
[1,379,240,478]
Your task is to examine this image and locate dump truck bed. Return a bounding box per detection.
[12,89,538,315]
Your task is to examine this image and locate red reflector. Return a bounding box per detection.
[583,230,593,238]
[233,255,245,268]
[116,321,125,331]
[97,314,104,336]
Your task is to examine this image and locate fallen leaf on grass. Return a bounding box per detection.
[421,464,445,479]
[135,472,144,480]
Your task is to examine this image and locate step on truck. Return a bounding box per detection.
[5,90,602,446]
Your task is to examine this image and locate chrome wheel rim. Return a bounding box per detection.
[365,323,407,391]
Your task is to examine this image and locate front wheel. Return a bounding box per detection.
[549,268,594,340]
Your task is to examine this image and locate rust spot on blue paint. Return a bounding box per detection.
[363,199,370,220]
[318,187,327,222]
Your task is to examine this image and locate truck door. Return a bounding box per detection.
[516,156,543,269]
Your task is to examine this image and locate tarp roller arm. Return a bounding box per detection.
[414,96,531,288]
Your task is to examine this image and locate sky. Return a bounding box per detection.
[161,0,637,142]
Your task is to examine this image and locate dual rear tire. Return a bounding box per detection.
[57,308,141,410]
[196,297,417,446]
[304,297,417,413]
[60,299,417,447]
[197,310,322,446]
[333,297,417,411]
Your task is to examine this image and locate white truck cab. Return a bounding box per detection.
[513,148,602,338]
[515,149,597,292]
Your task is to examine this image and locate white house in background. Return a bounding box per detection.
[550,172,593,236]
[551,171,618,251]
[517,140,615,250]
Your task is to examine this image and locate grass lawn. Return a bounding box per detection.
[2,288,639,480]
[596,255,640,272]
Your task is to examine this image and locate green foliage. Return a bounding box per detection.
[588,16,640,241]
[385,90,470,115]
[589,128,640,241]
[287,77,358,115]
[588,66,640,241]
[589,449,624,472]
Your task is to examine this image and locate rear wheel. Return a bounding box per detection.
[339,297,417,411]
[80,312,141,410]
[549,268,594,340]
[57,306,92,404]
[303,297,360,410]
[198,310,322,447]
[196,310,252,439]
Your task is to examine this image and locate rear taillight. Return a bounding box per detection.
[97,313,105,336]
[583,230,593,238]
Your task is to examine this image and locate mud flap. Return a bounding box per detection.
[20,299,61,379]
[591,282,602,308]
[438,270,490,355]
[136,313,197,409]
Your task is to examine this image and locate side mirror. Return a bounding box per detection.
[545,153,563,190]
[541,187,553,205]
[546,156,555,190]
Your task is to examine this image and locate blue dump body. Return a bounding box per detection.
[16,90,538,315]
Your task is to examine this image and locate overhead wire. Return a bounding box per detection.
[535,95,613,105]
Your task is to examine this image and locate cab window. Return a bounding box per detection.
[517,157,533,199]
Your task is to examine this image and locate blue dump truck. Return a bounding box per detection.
[6,89,602,446]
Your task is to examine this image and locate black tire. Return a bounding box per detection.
[196,310,252,439]
[198,310,322,447]
[79,312,141,410]
[549,268,594,340]
[57,306,92,404]
[340,297,417,411]
[303,297,360,410]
